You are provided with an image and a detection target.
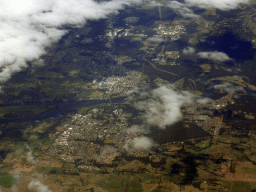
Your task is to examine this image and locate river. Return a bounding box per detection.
[0,97,126,123]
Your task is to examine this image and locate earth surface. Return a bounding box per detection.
[1,0,256,191]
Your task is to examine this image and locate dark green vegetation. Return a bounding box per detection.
[0,172,13,188]
[0,106,54,119]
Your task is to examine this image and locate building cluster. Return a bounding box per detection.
[48,108,135,167]
[92,71,147,97]
[44,85,256,173]
[105,20,186,66]
[156,24,186,40]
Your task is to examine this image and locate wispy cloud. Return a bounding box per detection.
[26,144,38,164]
[185,0,250,10]
[167,1,200,18]
[28,179,52,192]
[215,82,246,94]
[183,46,196,55]
[136,85,194,129]
[165,0,250,19]
[0,0,250,84]
[126,124,150,134]
[147,37,164,43]
[0,0,141,83]
[197,51,232,62]
[182,47,232,62]
[132,136,154,150]
[126,85,213,135]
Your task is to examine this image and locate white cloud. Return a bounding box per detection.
[165,0,250,19]
[132,136,154,150]
[185,0,250,10]
[197,51,232,62]
[196,97,213,104]
[182,48,232,62]
[136,85,194,129]
[167,1,200,18]
[28,179,52,192]
[214,82,245,94]
[0,0,141,83]
[0,0,250,84]
[26,145,38,164]
[149,0,162,7]
[147,37,164,43]
[182,46,196,55]
[126,124,150,134]
[127,85,213,134]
